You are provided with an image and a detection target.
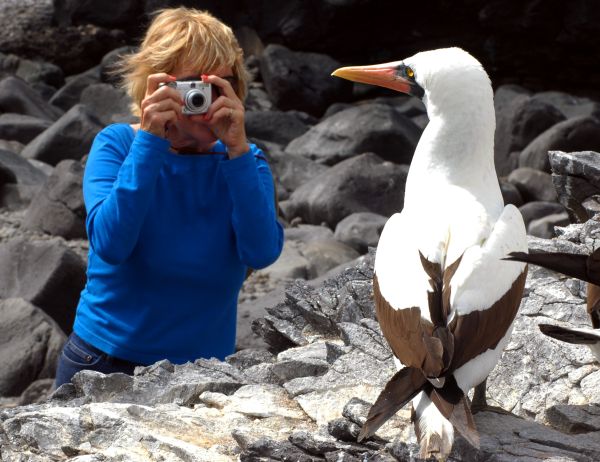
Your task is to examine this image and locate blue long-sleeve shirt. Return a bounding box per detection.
[73,124,283,364]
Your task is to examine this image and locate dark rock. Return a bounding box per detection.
[0,140,24,155]
[23,159,85,239]
[327,418,361,442]
[549,150,600,222]
[21,104,103,166]
[0,76,63,121]
[80,83,135,125]
[269,147,329,193]
[519,116,600,172]
[285,104,421,166]
[0,298,66,397]
[323,102,353,119]
[260,44,352,116]
[338,321,392,362]
[528,212,570,239]
[48,66,101,111]
[519,201,566,228]
[0,113,52,144]
[494,95,565,176]
[245,85,274,112]
[242,436,316,462]
[246,110,310,145]
[324,451,360,462]
[507,167,557,203]
[284,153,408,228]
[53,0,141,29]
[546,404,600,434]
[334,212,387,254]
[342,397,372,426]
[493,84,531,112]
[0,236,86,333]
[236,26,265,59]
[289,430,339,456]
[0,52,64,89]
[16,378,55,406]
[271,358,330,382]
[499,179,524,207]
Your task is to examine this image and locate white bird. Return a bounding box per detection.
[332,47,528,460]
[505,248,600,362]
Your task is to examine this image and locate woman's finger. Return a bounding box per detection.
[146,73,177,96]
[203,95,235,120]
[202,74,239,102]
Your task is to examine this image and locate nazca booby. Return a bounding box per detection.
[332,47,528,459]
[505,248,600,361]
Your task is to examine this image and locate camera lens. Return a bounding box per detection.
[185,90,206,111]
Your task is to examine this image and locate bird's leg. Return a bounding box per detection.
[470,379,516,416]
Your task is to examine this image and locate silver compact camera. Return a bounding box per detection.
[160,80,212,114]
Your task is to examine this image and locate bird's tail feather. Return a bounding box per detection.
[539,323,600,345]
[504,251,589,283]
[357,366,425,442]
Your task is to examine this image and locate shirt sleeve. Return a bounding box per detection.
[84,127,170,265]
[219,144,284,269]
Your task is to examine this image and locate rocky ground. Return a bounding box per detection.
[0,1,600,460]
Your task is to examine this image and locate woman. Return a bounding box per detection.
[54,7,283,387]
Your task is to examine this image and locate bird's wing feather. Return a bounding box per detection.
[539,324,600,344]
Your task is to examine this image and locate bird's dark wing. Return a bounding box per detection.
[539,324,600,345]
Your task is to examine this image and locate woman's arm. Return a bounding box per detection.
[220,145,284,269]
[84,127,169,265]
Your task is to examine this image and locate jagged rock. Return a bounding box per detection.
[0,113,52,144]
[334,212,387,254]
[284,153,409,229]
[260,44,352,116]
[549,150,600,222]
[546,404,600,434]
[507,167,557,202]
[0,236,86,333]
[21,103,103,166]
[285,104,421,166]
[48,66,101,111]
[494,94,565,176]
[22,159,85,239]
[519,116,600,172]
[246,110,310,145]
[0,76,63,121]
[0,298,66,397]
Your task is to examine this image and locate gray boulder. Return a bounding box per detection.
[302,238,360,279]
[499,179,524,207]
[53,0,141,28]
[0,113,52,144]
[49,65,101,111]
[334,212,387,254]
[245,110,310,145]
[0,236,86,333]
[0,148,48,209]
[268,146,329,192]
[21,103,103,166]
[0,76,63,121]
[519,116,600,172]
[80,83,135,125]
[284,152,408,228]
[528,212,571,238]
[532,91,600,120]
[0,298,66,397]
[285,104,421,166]
[0,52,64,89]
[519,201,566,228]
[285,224,335,244]
[260,44,352,116]
[549,150,600,222]
[244,84,274,112]
[507,167,557,203]
[494,95,565,176]
[23,159,85,239]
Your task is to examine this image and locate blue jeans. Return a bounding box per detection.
[54,332,146,389]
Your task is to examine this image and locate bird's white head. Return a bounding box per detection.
[332,47,493,117]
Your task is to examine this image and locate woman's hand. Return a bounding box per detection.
[191,74,249,158]
[140,73,184,138]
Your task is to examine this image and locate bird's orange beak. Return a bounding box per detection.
[331,62,411,94]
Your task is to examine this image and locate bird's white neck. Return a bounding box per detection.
[404,82,502,214]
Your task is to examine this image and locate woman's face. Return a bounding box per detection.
[165,64,235,153]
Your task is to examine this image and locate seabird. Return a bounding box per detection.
[505,248,600,362]
[332,48,528,459]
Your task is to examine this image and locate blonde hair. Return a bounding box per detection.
[117,8,248,117]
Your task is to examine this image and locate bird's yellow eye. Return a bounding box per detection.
[406,67,414,79]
